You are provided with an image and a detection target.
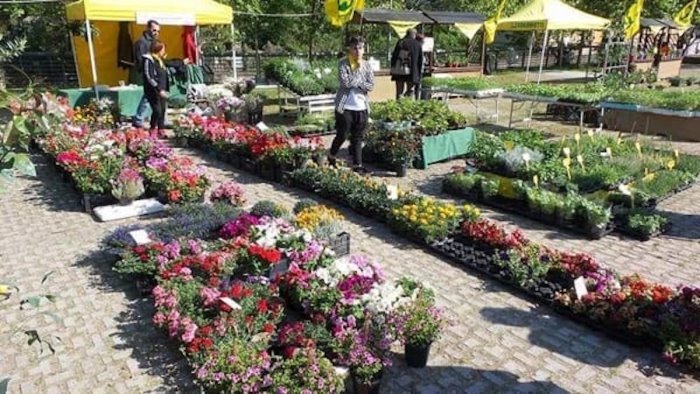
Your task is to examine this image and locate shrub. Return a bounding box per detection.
[251,200,289,218]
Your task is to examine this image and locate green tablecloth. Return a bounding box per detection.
[58,87,146,118]
[419,127,475,168]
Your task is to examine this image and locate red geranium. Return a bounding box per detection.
[248,244,282,265]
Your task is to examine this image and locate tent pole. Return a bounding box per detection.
[231,23,238,80]
[525,31,535,82]
[195,26,201,66]
[85,19,99,99]
[480,30,486,76]
[537,29,549,84]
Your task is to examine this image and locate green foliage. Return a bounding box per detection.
[293,198,319,214]
[371,99,466,136]
[609,89,700,111]
[251,200,289,218]
[625,210,668,237]
[422,76,499,91]
[507,82,610,104]
[263,58,338,96]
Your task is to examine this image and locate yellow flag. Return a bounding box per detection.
[674,0,697,28]
[325,0,365,27]
[484,0,507,44]
[624,0,644,40]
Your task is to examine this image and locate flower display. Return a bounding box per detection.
[111,167,144,202]
[390,198,480,242]
[209,181,246,206]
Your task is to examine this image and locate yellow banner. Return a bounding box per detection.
[454,22,482,40]
[484,0,507,44]
[623,0,644,40]
[674,0,697,28]
[325,0,365,27]
[387,20,420,37]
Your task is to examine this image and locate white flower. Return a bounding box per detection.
[323,68,332,75]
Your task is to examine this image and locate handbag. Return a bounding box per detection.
[391,47,411,76]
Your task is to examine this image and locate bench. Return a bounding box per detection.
[298,94,335,114]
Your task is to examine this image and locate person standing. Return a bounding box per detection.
[328,36,374,174]
[142,41,169,137]
[390,29,423,100]
[132,20,160,128]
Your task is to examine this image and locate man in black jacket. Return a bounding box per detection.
[132,20,160,128]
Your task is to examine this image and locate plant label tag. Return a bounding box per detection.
[386,185,399,200]
[586,129,594,137]
[574,277,588,300]
[256,122,270,131]
[269,259,290,279]
[220,297,242,310]
[129,230,152,245]
[562,147,571,157]
[674,149,680,159]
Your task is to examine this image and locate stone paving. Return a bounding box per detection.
[3,146,700,393]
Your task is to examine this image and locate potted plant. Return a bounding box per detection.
[393,278,447,368]
[669,76,683,87]
[111,168,145,205]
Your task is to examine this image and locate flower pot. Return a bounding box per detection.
[118,198,134,206]
[352,371,382,394]
[395,164,408,178]
[405,342,432,368]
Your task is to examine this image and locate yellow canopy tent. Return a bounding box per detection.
[65,0,233,92]
[496,0,610,82]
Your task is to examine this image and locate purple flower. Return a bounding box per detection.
[145,157,168,171]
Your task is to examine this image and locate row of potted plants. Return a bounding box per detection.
[283,165,699,370]
[30,95,209,210]
[173,113,326,182]
[103,184,448,392]
[459,129,700,239]
[263,58,338,97]
[424,76,700,112]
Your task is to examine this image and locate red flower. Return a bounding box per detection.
[263,322,275,333]
[651,285,674,304]
[257,299,269,313]
[168,189,182,202]
[248,245,282,264]
[610,291,627,305]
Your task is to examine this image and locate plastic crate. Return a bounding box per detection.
[329,232,350,257]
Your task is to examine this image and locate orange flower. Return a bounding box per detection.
[651,285,674,304]
[169,189,182,202]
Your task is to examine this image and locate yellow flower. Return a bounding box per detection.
[419,219,428,225]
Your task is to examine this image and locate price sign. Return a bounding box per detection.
[574,277,588,300]
[562,147,571,157]
[533,175,539,188]
[635,142,642,156]
[576,154,585,170]
[129,230,152,245]
[606,147,613,158]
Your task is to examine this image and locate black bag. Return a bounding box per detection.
[391,41,411,76]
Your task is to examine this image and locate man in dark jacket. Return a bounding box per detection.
[132,20,160,128]
[390,29,423,100]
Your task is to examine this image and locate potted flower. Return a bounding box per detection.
[216,96,244,122]
[209,181,246,206]
[393,279,447,368]
[111,167,145,205]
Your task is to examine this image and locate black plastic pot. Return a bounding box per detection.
[405,342,431,368]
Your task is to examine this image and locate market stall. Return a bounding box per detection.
[633,18,684,79]
[351,8,486,102]
[63,0,233,114]
[497,0,610,83]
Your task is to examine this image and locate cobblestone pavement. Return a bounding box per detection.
[2,146,700,393]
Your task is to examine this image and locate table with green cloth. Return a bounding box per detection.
[418,127,475,169]
[58,86,147,118]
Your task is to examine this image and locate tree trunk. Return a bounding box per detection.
[307,1,320,61]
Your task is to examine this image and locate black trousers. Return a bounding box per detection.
[330,109,368,166]
[145,91,167,130]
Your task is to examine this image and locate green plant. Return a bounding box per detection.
[394,292,447,347]
[293,198,319,214]
[625,210,667,237]
[251,200,289,218]
[480,178,499,198]
[444,172,484,195]
[577,198,611,228]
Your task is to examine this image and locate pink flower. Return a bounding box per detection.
[181,318,198,343]
[152,312,166,326]
[200,286,221,307]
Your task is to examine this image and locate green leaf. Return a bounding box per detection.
[12,154,35,177]
[0,377,10,394]
[40,271,54,285]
